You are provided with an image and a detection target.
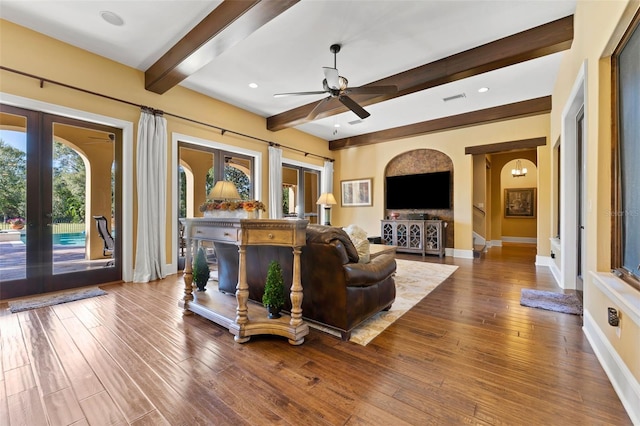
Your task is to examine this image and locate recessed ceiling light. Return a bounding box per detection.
[478,87,490,93]
[334,123,340,128]
[248,83,258,89]
[100,11,124,26]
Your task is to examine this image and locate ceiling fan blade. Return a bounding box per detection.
[339,95,370,119]
[307,97,332,120]
[274,91,328,98]
[323,67,340,90]
[346,85,398,95]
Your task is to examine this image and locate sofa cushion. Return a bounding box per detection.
[307,224,359,263]
[343,224,371,264]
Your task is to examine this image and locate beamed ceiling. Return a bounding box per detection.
[0,0,576,150]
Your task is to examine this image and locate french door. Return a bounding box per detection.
[0,104,122,299]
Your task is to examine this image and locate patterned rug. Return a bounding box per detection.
[309,259,458,346]
[520,288,583,315]
[8,287,107,313]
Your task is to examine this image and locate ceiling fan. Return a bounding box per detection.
[274,44,398,120]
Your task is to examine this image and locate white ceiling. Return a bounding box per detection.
[0,0,576,142]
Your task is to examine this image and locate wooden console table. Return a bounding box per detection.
[179,218,309,345]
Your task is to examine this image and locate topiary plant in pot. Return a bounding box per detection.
[192,247,210,291]
[262,260,285,319]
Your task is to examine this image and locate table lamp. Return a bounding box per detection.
[209,180,241,200]
[316,192,337,226]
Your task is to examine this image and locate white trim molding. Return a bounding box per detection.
[452,248,474,259]
[535,255,552,267]
[502,236,537,244]
[489,240,503,247]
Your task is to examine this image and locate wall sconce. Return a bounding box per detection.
[511,160,528,177]
[316,192,337,226]
[209,180,241,201]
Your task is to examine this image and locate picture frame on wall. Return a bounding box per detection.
[341,178,372,207]
[504,187,536,218]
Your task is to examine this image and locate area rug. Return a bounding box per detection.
[520,288,583,315]
[8,287,107,313]
[309,259,458,346]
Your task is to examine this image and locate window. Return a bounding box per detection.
[178,142,255,218]
[612,11,640,287]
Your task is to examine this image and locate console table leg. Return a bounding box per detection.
[235,245,249,326]
[289,246,303,328]
[182,228,194,316]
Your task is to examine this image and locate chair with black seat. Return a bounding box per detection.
[93,215,114,266]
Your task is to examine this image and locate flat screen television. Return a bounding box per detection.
[386,171,451,209]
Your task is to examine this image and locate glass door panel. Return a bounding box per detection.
[44,116,121,292]
[0,111,28,287]
[303,170,320,224]
[51,123,116,276]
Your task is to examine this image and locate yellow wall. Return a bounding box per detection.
[549,0,640,394]
[333,114,551,254]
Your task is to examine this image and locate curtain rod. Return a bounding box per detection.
[1,66,333,162]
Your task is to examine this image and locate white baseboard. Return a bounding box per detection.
[489,240,502,247]
[583,310,640,425]
[453,249,474,259]
[472,232,486,246]
[501,236,537,244]
[549,260,561,286]
[535,255,552,267]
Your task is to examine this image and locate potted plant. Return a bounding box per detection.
[192,247,210,291]
[262,260,285,319]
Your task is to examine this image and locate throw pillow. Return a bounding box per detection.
[343,224,371,264]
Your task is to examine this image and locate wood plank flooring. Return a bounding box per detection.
[0,244,632,425]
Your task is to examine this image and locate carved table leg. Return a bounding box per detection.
[182,226,194,315]
[288,246,304,345]
[234,245,250,343]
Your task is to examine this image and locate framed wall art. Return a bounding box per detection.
[504,187,536,218]
[341,178,372,207]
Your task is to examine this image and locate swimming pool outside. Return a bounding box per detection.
[18,232,86,246]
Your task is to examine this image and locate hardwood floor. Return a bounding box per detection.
[0,244,632,425]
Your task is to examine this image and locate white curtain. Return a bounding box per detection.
[133,109,167,282]
[268,145,283,219]
[323,160,334,194]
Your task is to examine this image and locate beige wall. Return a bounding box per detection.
[548,0,640,404]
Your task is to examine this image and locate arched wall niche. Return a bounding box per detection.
[384,149,454,248]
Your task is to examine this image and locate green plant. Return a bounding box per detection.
[192,247,210,291]
[262,260,285,311]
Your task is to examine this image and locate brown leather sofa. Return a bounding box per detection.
[215,224,397,340]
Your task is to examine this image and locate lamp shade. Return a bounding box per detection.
[209,180,241,200]
[316,192,337,205]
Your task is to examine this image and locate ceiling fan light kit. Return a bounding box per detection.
[274,43,397,121]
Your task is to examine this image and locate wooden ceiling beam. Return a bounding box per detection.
[267,14,573,131]
[465,137,547,155]
[145,0,299,94]
[329,96,551,150]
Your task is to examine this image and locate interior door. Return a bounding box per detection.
[0,104,121,300]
